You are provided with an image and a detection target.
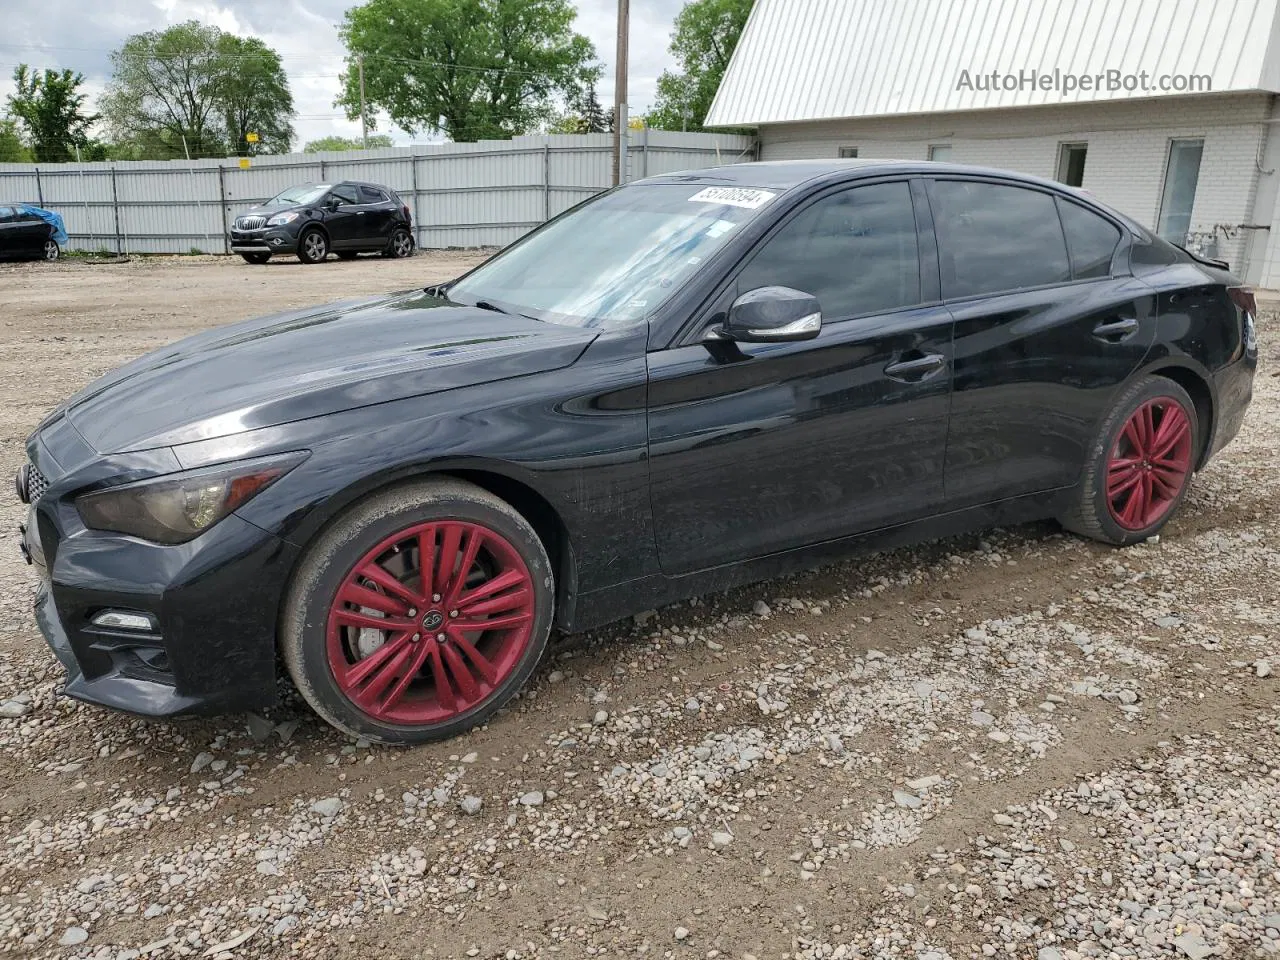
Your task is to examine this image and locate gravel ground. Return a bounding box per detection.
[0,254,1276,960]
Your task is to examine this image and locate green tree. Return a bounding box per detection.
[648,0,754,132]
[0,118,31,162]
[545,86,609,135]
[101,21,295,159]
[303,133,394,152]
[6,65,98,162]
[337,0,600,142]
[217,35,295,155]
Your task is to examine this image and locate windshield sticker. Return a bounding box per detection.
[704,219,736,238]
[688,187,777,209]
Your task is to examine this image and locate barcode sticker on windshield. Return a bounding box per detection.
[688,187,777,209]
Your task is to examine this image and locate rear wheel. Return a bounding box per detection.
[297,229,329,264]
[281,479,553,744]
[1059,376,1198,545]
[43,240,60,261]
[240,252,270,265]
[384,227,413,259]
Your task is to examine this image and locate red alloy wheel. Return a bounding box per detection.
[326,520,535,725]
[1105,397,1193,531]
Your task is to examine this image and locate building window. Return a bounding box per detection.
[838,146,858,158]
[1157,138,1205,244]
[1057,143,1088,186]
[928,144,953,161]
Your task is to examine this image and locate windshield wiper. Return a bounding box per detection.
[472,299,509,315]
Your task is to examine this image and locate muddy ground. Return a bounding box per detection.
[0,254,1276,960]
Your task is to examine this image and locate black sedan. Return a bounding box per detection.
[1,204,64,261]
[229,180,414,264]
[18,160,1256,744]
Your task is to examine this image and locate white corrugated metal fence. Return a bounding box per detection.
[0,131,756,254]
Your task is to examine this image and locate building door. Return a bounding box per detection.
[1156,139,1205,245]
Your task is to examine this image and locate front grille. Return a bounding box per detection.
[27,464,48,503]
[237,215,267,230]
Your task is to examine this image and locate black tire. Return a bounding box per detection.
[297,228,329,264]
[240,252,270,265]
[281,479,554,745]
[43,239,60,262]
[1058,375,1199,546]
[335,251,359,261]
[384,227,414,259]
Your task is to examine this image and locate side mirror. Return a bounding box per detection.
[714,286,822,343]
[325,197,343,211]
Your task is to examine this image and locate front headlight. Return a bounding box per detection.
[266,212,300,226]
[76,453,307,544]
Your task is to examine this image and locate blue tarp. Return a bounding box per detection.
[16,205,68,245]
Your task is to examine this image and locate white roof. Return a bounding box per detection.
[706,0,1280,127]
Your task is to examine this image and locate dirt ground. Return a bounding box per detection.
[0,254,1276,960]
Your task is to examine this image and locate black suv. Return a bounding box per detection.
[229,180,414,264]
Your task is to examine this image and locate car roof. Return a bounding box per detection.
[338,179,395,191]
[636,159,1146,234]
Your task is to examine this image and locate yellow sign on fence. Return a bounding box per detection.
[238,157,251,169]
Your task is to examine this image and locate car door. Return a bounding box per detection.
[928,177,1156,507]
[14,210,49,256]
[0,206,18,258]
[356,185,395,247]
[646,178,954,575]
[324,184,363,248]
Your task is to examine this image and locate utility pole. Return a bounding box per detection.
[358,54,369,149]
[612,0,629,186]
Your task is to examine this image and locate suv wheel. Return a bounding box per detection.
[298,229,329,264]
[385,228,413,259]
[43,240,60,262]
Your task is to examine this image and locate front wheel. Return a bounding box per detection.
[43,240,60,262]
[1059,375,1198,545]
[384,227,414,259]
[281,479,554,744]
[297,229,329,264]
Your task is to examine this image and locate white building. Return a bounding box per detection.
[705,0,1280,286]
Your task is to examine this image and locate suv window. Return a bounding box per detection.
[0,207,14,221]
[330,184,360,205]
[359,185,389,203]
[1057,198,1121,279]
[932,180,1071,298]
[738,181,921,318]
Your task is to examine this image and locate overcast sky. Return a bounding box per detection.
[0,0,683,148]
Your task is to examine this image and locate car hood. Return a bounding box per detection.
[239,202,308,218]
[60,290,597,453]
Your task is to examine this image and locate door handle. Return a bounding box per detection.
[1092,317,1139,342]
[884,352,946,382]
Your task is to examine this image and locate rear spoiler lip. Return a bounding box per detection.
[1171,241,1231,272]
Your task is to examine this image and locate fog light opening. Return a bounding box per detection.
[91,609,156,632]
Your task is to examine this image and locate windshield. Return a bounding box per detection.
[269,184,330,206]
[448,183,780,327]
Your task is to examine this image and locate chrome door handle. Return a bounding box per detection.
[1092,317,1139,342]
[884,352,946,382]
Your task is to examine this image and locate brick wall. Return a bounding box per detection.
[757,93,1273,277]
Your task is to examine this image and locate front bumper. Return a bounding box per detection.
[229,226,298,255]
[20,449,299,717]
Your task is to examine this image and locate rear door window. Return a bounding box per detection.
[359,185,389,203]
[931,180,1071,298]
[1057,198,1122,279]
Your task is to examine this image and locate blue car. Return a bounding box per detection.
[0,204,67,261]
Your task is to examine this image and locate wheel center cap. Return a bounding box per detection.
[421,610,445,630]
